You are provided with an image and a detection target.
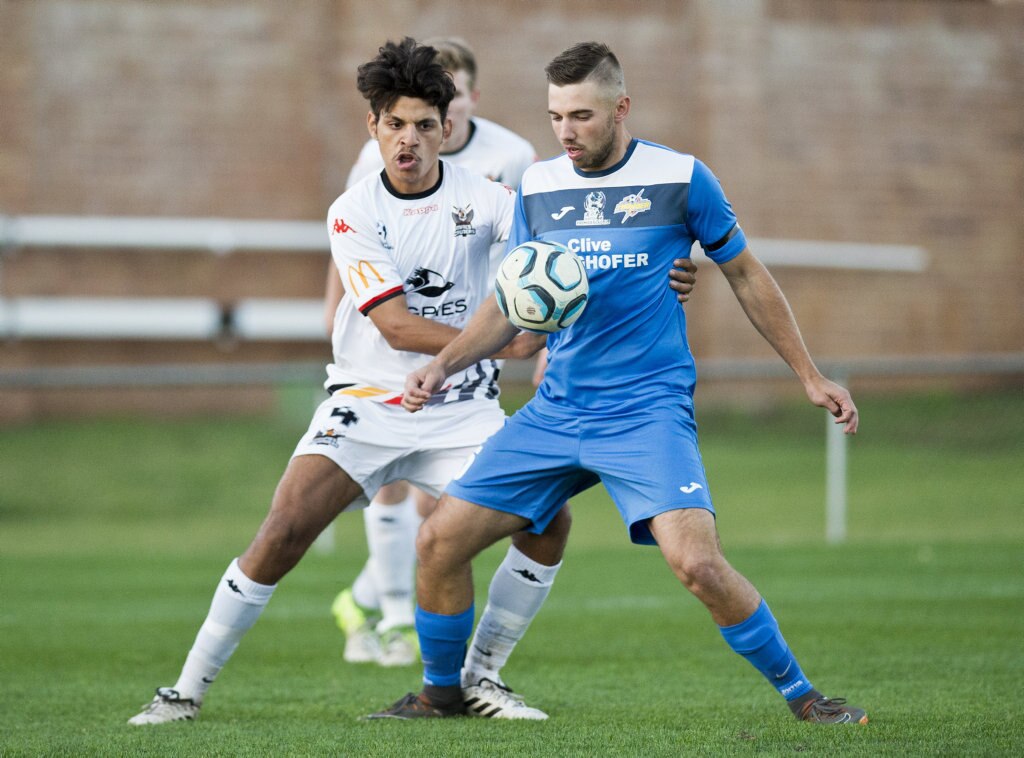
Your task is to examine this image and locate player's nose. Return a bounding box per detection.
[555,121,575,142]
[399,123,419,145]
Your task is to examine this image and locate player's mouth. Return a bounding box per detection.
[564,145,584,161]
[395,152,419,170]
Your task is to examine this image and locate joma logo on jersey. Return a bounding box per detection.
[346,260,385,296]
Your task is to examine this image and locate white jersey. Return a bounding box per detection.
[325,161,516,405]
[346,117,536,190]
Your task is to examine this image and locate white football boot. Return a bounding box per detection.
[331,588,382,663]
[128,687,200,725]
[378,626,419,667]
[461,675,548,720]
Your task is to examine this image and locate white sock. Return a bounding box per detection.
[364,494,421,631]
[172,559,276,704]
[350,563,378,611]
[463,544,561,686]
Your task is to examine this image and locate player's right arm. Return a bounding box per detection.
[323,260,344,336]
[403,295,523,412]
[324,141,385,337]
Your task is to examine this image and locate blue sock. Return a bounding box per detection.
[719,599,813,701]
[416,604,475,688]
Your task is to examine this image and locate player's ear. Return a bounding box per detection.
[367,110,378,140]
[470,88,481,107]
[614,95,631,123]
[443,116,453,142]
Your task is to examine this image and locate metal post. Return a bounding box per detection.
[825,374,849,544]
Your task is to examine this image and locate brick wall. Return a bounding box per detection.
[2,0,1021,421]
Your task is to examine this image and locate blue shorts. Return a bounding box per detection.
[446,396,714,545]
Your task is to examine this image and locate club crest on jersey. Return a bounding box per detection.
[452,205,476,237]
[405,267,454,298]
[614,188,652,223]
[376,221,393,250]
[576,191,610,227]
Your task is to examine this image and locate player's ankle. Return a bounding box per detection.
[787,688,822,717]
[423,683,463,709]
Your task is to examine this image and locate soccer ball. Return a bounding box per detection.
[494,241,589,333]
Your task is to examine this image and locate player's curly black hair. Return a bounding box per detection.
[357,37,456,122]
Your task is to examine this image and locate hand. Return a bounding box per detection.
[805,376,859,434]
[402,362,447,413]
[669,258,697,303]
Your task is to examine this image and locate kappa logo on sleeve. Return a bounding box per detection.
[332,218,356,235]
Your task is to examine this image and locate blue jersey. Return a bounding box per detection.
[511,139,747,414]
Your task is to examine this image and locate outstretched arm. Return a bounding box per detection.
[718,248,858,434]
[403,296,528,412]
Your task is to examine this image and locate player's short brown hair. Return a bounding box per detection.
[545,41,625,98]
[423,36,478,91]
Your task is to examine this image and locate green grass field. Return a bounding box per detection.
[1,387,1022,756]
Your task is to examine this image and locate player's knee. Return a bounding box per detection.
[671,553,728,597]
[414,515,445,566]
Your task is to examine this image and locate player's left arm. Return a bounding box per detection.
[718,249,858,434]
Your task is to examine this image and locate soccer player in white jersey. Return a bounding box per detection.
[372,42,868,724]
[322,38,544,672]
[128,37,562,726]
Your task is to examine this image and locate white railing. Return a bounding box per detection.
[0,214,927,342]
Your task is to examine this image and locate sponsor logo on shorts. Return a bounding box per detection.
[679,482,703,494]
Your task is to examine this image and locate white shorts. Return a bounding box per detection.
[291,393,506,510]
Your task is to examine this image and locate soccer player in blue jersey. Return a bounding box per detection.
[371,41,868,724]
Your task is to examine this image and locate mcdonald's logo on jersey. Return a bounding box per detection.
[347,260,385,296]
